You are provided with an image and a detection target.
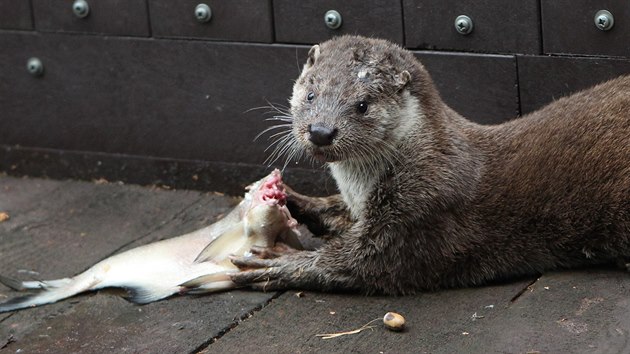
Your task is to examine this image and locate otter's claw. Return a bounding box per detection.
[231,269,280,291]
[230,251,316,290]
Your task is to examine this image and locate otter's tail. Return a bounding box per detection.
[0,274,89,313]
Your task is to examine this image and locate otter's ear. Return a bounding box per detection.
[305,44,321,69]
[395,71,411,91]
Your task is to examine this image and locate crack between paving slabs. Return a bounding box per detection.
[0,312,15,326]
[192,290,285,354]
[510,276,541,303]
[0,333,15,350]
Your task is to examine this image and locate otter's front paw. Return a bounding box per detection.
[248,243,300,259]
[283,185,311,217]
[229,251,317,291]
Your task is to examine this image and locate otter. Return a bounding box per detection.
[230,35,630,294]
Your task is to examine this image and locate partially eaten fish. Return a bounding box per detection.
[0,169,301,313]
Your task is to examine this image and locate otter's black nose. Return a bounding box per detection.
[308,123,337,146]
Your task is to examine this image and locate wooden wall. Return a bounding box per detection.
[1,0,629,194]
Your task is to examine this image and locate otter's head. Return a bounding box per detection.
[287,36,427,165]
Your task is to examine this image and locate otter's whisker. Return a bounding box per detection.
[281,140,305,172]
[243,105,274,114]
[264,132,293,153]
[264,134,296,166]
[254,124,293,141]
[265,116,293,123]
[268,129,293,140]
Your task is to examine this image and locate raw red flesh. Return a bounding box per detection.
[259,172,287,206]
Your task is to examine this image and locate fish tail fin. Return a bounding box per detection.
[0,294,39,313]
[0,275,73,291]
[0,273,97,313]
[0,274,30,291]
[0,283,79,313]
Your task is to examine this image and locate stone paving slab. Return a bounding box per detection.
[0,175,277,353]
[1,174,629,354]
[474,269,630,354]
[210,269,630,354]
[209,281,532,354]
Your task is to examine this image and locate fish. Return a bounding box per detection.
[0,169,301,313]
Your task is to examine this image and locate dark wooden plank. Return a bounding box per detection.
[0,34,518,167]
[517,55,630,114]
[417,51,519,124]
[148,0,273,43]
[0,175,280,353]
[273,0,404,45]
[31,0,150,36]
[404,0,541,54]
[0,33,308,166]
[541,0,630,57]
[0,0,33,30]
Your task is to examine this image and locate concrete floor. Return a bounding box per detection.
[1,175,629,353]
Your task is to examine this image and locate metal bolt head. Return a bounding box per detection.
[324,10,342,30]
[72,0,90,19]
[26,57,44,77]
[195,4,212,23]
[454,15,473,35]
[594,10,614,31]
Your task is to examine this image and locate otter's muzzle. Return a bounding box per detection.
[308,123,337,146]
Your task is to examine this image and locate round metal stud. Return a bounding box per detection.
[454,15,474,35]
[72,0,90,19]
[195,4,212,23]
[26,57,44,77]
[594,10,614,31]
[324,10,342,30]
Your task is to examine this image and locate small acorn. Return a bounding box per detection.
[383,312,405,331]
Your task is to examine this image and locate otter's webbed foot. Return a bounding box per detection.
[230,250,320,291]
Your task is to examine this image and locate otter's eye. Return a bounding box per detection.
[357,101,369,114]
[306,92,315,102]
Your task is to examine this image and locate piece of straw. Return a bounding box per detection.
[315,318,380,339]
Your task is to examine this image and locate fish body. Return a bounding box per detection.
[0,169,299,313]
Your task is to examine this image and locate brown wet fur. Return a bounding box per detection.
[232,35,630,295]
